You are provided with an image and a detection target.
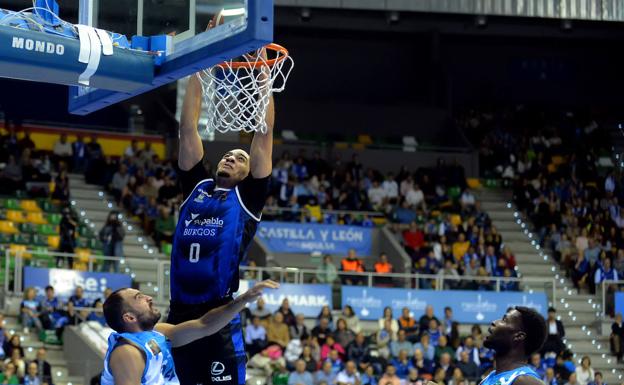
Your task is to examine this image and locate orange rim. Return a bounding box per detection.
[217,43,289,70]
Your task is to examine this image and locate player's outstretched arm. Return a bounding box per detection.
[178,75,204,171]
[249,48,275,179]
[156,280,279,347]
[109,344,146,385]
[178,13,224,172]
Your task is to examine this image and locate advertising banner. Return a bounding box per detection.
[341,286,548,323]
[257,221,372,255]
[24,267,132,303]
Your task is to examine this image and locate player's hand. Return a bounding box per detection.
[242,280,279,302]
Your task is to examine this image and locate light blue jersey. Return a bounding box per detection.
[101,330,179,385]
[480,365,541,385]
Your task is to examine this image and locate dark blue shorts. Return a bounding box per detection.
[167,299,246,385]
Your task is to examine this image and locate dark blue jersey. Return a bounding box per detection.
[171,162,268,305]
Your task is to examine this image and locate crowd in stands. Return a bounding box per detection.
[267,151,520,291]
[0,124,523,291]
[459,105,624,361]
[0,334,54,385]
[0,282,107,385]
[239,301,598,385]
[19,284,109,338]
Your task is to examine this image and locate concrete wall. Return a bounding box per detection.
[63,327,104,384]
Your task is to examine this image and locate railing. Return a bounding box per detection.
[600,279,624,319]
[3,249,170,302]
[237,265,556,303]
[3,249,557,306]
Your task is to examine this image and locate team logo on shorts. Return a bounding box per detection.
[211,361,231,382]
[211,362,225,375]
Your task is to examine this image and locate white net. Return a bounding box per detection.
[197,44,294,135]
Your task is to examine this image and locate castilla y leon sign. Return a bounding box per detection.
[257,221,372,255]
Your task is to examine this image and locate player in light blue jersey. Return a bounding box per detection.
[479,307,548,385]
[101,280,278,385]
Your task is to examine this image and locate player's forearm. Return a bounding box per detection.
[169,295,249,347]
[178,75,204,171]
[197,295,248,334]
[249,95,274,178]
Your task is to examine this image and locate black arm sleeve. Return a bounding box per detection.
[237,175,270,218]
[178,161,210,201]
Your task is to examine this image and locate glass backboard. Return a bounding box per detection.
[0,0,271,114]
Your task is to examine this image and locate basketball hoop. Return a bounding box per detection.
[197,43,294,135]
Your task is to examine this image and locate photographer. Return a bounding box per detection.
[57,207,77,268]
[98,211,125,273]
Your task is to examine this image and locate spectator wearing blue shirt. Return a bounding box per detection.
[279,178,296,207]
[291,157,308,181]
[544,367,559,385]
[584,239,601,266]
[572,252,590,292]
[288,360,314,385]
[0,314,9,359]
[455,337,480,367]
[587,372,605,385]
[413,333,435,361]
[360,366,377,385]
[426,319,441,347]
[500,268,520,291]
[325,350,344,376]
[442,307,454,337]
[246,316,268,356]
[314,361,337,385]
[530,353,547,379]
[86,299,106,326]
[412,349,434,376]
[390,350,413,379]
[361,215,374,228]
[72,135,87,172]
[41,286,68,331]
[483,246,498,275]
[22,362,41,385]
[595,257,619,285]
[20,288,42,333]
[68,286,90,325]
[463,249,480,272]
[390,330,414,358]
[393,200,416,224]
[478,345,494,373]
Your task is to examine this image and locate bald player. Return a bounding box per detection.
[166,47,275,384]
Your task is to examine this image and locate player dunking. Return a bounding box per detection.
[479,307,548,385]
[101,280,278,385]
[166,46,275,384]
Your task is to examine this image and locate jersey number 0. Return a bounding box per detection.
[189,243,200,263]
